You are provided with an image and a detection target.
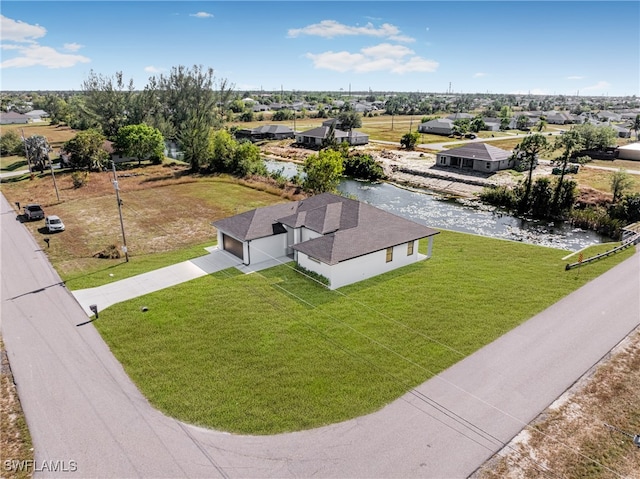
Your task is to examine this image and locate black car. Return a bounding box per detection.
[24,204,45,221]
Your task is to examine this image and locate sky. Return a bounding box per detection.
[1,1,639,96]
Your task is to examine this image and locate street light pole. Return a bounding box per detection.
[111,161,129,262]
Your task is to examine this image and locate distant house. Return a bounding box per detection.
[446,112,473,121]
[25,110,49,122]
[295,126,369,147]
[0,111,29,124]
[418,118,455,136]
[545,112,574,125]
[235,125,295,141]
[612,125,632,138]
[212,193,439,289]
[436,143,515,172]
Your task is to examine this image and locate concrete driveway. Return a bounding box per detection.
[2,191,639,478]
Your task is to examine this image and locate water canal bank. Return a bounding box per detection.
[265,159,609,252]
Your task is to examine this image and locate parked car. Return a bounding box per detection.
[45,215,65,232]
[23,204,44,221]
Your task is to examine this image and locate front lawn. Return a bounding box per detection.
[95,230,634,434]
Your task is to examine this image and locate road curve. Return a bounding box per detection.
[2,192,639,478]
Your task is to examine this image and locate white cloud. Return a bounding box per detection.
[305,43,438,74]
[473,72,487,78]
[1,16,90,69]
[144,66,165,73]
[190,12,213,18]
[63,43,83,52]
[0,44,89,68]
[288,20,414,42]
[1,15,46,42]
[582,80,610,92]
[567,75,584,80]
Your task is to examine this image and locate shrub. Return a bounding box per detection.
[343,154,385,181]
[294,264,329,286]
[71,171,88,188]
[479,186,517,210]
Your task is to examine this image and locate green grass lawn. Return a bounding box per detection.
[94,230,634,435]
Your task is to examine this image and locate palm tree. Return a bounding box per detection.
[631,114,640,141]
[516,134,549,214]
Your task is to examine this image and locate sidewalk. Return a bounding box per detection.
[72,247,291,316]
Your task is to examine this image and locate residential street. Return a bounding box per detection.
[1,191,639,478]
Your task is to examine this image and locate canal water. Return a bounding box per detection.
[265,160,608,251]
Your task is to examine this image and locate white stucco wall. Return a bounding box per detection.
[618,143,640,161]
[298,241,422,290]
[248,233,288,264]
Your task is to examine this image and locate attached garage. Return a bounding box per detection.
[222,234,244,260]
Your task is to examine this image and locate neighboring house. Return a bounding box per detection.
[436,143,515,172]
[322,118,342,128]
[596,110,621,122]
[295,126,369,147]
[482,119,502,132]
[0,111,30,124]
[212,193,439,290]
[545,112,574,124]
[617,142,640,161]
[446,112,473,121]
[612,125,632,138]
[235,125,295,141]
[252,103,271,112]
[25,109,49,122]
[418,118,455,135]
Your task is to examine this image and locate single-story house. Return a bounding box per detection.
[235,125,295,141]
[446,112,473,121]
[212,193,439,289]
[0,111,30,124]
[612,125,632,138]
[545,112,575,125]
[418,118,455,136]
[436,143,514,172]
[617,142,640,161]
[25,110,49,122]
[295,126,369,147]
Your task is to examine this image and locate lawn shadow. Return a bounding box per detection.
[0,160,28,172]
[260,265,339,309]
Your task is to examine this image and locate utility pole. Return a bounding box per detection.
[112,161,129,262]
[49,155,60,201]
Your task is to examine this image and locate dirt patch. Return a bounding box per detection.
[473,329,640,479]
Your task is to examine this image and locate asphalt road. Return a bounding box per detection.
[2,191,639,478]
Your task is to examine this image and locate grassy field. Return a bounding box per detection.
[93,230,633,434]
[1,166,301,283]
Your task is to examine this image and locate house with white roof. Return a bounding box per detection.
[212,193,439,289]
[436,143,515,172]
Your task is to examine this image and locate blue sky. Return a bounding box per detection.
[1,1,639,96]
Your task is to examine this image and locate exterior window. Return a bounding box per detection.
[486,162,491,169]
[407,241,414,256]
[386,247,393,263]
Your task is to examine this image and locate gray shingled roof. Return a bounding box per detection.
[439,142,511,162]
[213,193,438,265]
